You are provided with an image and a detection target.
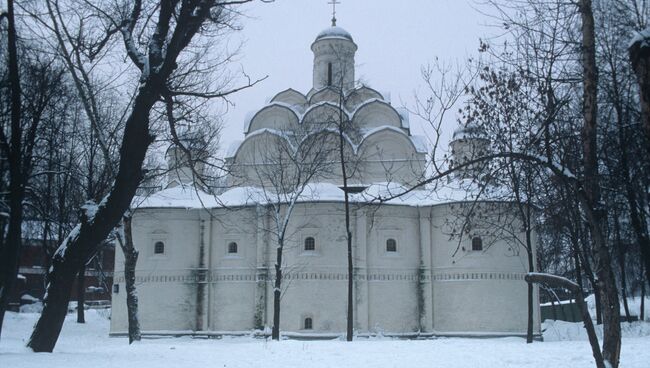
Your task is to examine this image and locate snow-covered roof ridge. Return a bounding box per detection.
[350,98,407,129]
[358,126,426,154]
[409,135,429,154]
[225,140,243,159]
[133,184,218,209]
[231,128,298,159]
[314,25,354,42]
[133,179,513,210]
[395,107,410,129]
[270,88,307,103]
[302,100,352,121]
[243,101,300,134]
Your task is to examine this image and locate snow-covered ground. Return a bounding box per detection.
[2,310,650,368]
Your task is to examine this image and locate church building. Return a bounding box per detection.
[110,20,541,338]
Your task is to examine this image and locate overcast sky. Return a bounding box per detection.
[220,0,492,150]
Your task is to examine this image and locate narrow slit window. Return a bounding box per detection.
[386,238,397,252]
[304,317,313,330]
[228,242,238,254]
[327,63,332,86]
[472,237,483,251]
[304,237,315,251]
[154,241,165,254]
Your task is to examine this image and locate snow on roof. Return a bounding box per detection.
[243,102,299,134]
[452,122,488,140]
[134,179,512,210]
[409,135,429,154]
[396,107,410,129]
[133,185,218,209]
[225,140,243,159]
[315,26,354,42]
[380,90,392,104]
[243,111,256,134]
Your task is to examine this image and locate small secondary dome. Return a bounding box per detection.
[315,26,354,42]
[452,122,487,140]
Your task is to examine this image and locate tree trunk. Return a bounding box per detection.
[526,273,605,368]
[641,277,646,321]
[338,101,354,342]
[526,229,534,343]
[0,0,24,340]
[121,215,140,344]
[614,216,631,322]
[579,1,621,365]
[76,265,85,323]
[579,236,602,324]
[271,239,283,341]
[628,26,650,155]
[27,75,160,352]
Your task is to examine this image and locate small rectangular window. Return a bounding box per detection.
[327,63,332,86]
[472,237,483,251]
[113,284,119,294]
[304,237,315,251]
[386,238,397,252]
[154,241,165,254]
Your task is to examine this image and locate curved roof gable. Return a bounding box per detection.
[301,102,350,125]
[270,88,308,108]
[245,103,300,134]
[309,87,343,105]
[231,128,296,162]
[352,99,403,130]
[345,86,384,110]
[359,126,420,155]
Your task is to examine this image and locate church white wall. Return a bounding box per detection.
[428,203,541,335]
[364,206,421,332]
[111,201,540,336]
[208,207,258,331]
[111,209,203,333]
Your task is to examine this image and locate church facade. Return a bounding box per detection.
[110,23,540,338]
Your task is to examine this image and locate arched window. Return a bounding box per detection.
[327,63,333,86]
[386,238,397,252]
[154,241,165,254]
[228,242,238,254]
[304,237,315,251]
[472,237,483,251]
[304,317,313,330]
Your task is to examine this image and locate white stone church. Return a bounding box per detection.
[110,22,540,338]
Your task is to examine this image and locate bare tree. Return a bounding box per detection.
[0,1,67,337]
[26,0,263,352]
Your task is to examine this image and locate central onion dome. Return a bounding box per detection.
[315,25,354,42]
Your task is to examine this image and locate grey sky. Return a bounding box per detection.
[220,0,490,150]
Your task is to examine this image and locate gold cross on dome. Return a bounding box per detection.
[328,0,340,26]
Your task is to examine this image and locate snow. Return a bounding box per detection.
[410,135,428,153]
[20,293,38,301]
[134,179,511,210]
[2,310,650,367]
[133,185,219,209]
[81,201,99,222]
[629,27,650,48]
[315,25,354,42]
[396,106,410,128]
[226,140,244,158]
